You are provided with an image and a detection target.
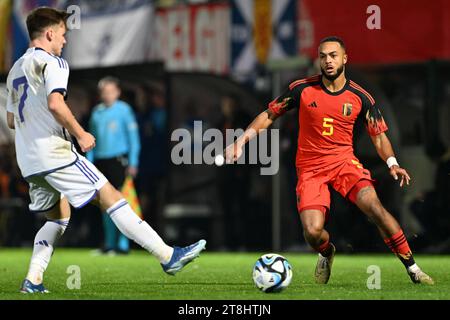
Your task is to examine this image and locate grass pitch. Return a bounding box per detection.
[0,249,448,300]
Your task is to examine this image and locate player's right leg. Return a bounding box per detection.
[21,180,71,293]
[297,173,335,284]
[93,182,206,275]
[300,208,336,284]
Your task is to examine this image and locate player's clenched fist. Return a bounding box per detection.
[224,142,243,164]
[78,132,96,152]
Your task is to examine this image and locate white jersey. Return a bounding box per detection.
[6,47,77,178]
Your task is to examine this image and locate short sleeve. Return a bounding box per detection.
[361,96,388,136]
[43,56,69,97]
[268,84,301,117]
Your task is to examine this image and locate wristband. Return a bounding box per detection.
[386,156,399,168]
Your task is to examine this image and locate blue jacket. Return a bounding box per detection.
[86,100,141,167]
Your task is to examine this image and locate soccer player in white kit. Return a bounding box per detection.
[5,7,206,293]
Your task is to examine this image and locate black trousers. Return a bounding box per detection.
[94,155,129,251]
[94,155,127,189]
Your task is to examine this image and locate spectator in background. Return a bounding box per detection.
[0,144,31,246]
[216,94,251,251]
[135,85,168,227]
[87,77,141,255]
[0,145,28,199]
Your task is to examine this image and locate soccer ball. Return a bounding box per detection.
[252,253,293,293]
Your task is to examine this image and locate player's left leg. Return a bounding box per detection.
[352,184,434,285]
[21,197,71,293]
[46,155,205,276]
[94,182,206,275]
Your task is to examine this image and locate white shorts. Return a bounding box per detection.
[27,155,108,212]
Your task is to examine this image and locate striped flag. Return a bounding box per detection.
[231,0,297,75]
[121,175,143,219]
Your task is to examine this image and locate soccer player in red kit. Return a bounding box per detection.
[225,36,434,285]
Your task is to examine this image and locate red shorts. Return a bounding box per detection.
[296,158,375,216]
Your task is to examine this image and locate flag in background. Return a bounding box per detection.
[0,0,12,73]
[231,0,297,75]
[121,175,143,219]
[62,0,154,69]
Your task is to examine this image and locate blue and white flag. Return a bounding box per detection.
[231,0,297,75]
[61,0,153,69]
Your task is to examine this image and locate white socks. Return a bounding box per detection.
[407,263,420,274]
[26,199,173,285]
[106,199,173,264]
[26,218,69,284]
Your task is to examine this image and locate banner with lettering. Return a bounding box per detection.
[151,3,230,74]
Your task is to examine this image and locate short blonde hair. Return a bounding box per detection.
[98,76,120,91]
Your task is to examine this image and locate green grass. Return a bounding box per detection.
[0,248,448,300]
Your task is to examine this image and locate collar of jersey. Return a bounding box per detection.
[33,47,52,55]
[32,47,61,59]
[98,102,118,110]
[319,75,350,96]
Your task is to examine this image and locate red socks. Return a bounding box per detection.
[384,229,415,267]
[315,240,333,257]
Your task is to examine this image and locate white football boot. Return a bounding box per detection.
[314,243,336,284]
[407,264,434,285]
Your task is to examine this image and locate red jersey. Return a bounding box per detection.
[268,75,388,171]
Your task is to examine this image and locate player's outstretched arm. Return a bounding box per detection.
[47,92,96,152]
[370,132,411,187]
[224,109,279,163]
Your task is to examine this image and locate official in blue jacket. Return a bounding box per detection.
[87,76,141,254]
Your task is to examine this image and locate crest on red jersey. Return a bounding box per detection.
[342,103,353,117]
